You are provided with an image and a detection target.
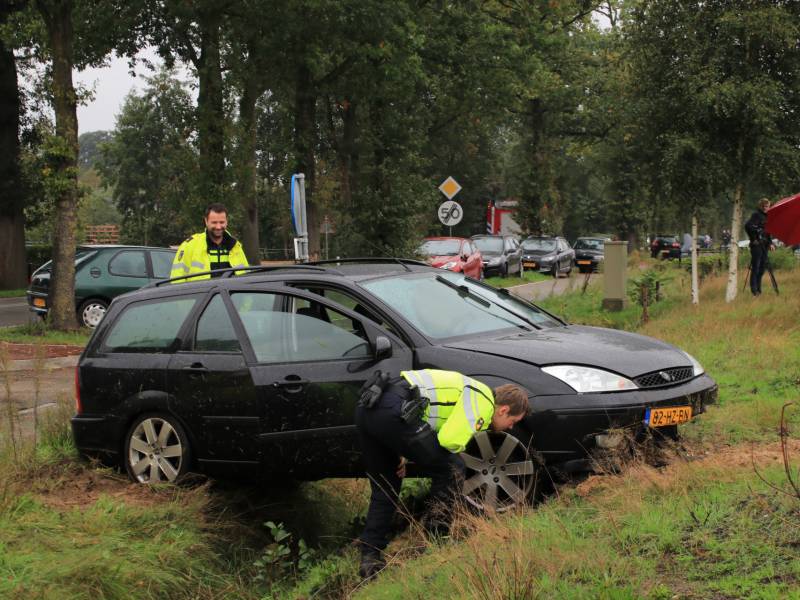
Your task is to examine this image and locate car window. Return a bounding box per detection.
[195,294,241,352]
[151,250,176,279]
[420,239,461,256]
[361,272,558,339]
[108,250,147,278]
[231,292,371,363]
[522,239,556,252]
[103,297,197,352]
[292,285,405,340]
[574,239,604,250]
[473,237,504,253]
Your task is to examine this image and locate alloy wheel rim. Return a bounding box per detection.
[128,418,183,483]
[460,431,535,513]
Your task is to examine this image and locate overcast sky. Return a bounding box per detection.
[73,47,193,135]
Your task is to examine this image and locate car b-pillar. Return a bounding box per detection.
[602,241,628,311]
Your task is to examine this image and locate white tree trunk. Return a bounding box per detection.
[691,212,699,305]
[725,182,744,302]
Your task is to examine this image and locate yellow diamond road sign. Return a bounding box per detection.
[438,176,462,200]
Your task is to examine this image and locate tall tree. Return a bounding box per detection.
[0,1,27,290]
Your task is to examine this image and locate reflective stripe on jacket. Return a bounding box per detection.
[170,231,249,282]
[401,369,495,453]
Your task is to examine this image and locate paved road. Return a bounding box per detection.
[509,272,602,303]
[0,296,36,327]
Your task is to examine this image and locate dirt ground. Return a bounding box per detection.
[1,341,84,360]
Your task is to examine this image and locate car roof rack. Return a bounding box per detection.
[307,257,429,272]
[145,264,342,288]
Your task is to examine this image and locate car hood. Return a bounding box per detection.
[427,255,461,267]
[575,249,603,257]
[443,324,689,378]
[523,250,556,258]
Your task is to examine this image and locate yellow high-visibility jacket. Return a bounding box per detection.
[170,231,249,282]
[401,369,495,453]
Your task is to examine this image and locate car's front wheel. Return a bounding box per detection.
[124,413,191,484]
[79,298,108,329]
[460,431,536,513]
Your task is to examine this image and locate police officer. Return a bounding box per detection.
[744,198,775,296]
[355,369,530,579]
[170,203,249,281]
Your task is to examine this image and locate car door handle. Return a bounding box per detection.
[272,378,309,393]
[183,363,208,375]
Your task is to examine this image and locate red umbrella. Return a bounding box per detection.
[766,192,800,245]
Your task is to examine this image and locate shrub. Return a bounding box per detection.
[627,269,669,307]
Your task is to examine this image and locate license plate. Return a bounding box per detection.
[523,261,537,268]
[645,405,692,427]
[33,298,45,308]
[577,260,591,265]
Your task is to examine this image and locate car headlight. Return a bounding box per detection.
[442,261,458,270]
[684,351,704,376]
[541,365,638,393]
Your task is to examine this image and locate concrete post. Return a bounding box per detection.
[602,240,628,311]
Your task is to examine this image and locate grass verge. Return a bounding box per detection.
[0,321,91,346]
[0,289,25,298]
[485,270,551,288]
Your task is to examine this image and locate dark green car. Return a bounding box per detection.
[27,245,176,328]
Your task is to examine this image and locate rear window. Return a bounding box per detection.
[102,297,198,352]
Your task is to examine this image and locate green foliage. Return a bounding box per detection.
[0,322,90,345]
[627,268,669,308]
[684,254,726,281]
[253,520,317,588]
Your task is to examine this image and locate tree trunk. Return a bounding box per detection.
[691,210,699,305]
[725,181,744,303]
[40,0,79,330]
[196,11,225,205]
[293,64,319,258]
[235,79,261,264]
[338,98,357,208]
[0,21,27,289]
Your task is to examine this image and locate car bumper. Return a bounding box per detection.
[482,263,503,276]
[525,373,718,468]
[574,257,601,270]
[27,291,48,315]
[72,413,125,456]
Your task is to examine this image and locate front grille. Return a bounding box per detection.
[635,367,694,388]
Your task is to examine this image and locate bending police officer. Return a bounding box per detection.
[355,369,530,579]
[170,203,249,282]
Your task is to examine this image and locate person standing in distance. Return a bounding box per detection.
[354,369,530,579]
[744,198,775,296]
[170,203,249,281]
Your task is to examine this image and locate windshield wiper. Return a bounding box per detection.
[436,275,491,306]
[436,275,542,330]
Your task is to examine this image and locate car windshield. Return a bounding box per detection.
[574,239,604,250]
[472,237,504,253]
[521,239,556,252]
[419,239,461,256]
[360,271,559,339]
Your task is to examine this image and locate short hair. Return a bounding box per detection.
[493,384,530,416]
[758,198,770,210]
[205,203,228,217]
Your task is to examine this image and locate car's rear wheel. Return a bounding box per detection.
[79,298,108,329]
[124,413,191,484]
[460,431,536,513]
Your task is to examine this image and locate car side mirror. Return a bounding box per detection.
[374,335,392,361]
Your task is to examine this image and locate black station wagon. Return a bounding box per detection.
[73,260,717,511]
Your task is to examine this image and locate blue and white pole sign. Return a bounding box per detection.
[291,173,309,261]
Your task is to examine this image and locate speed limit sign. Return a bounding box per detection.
[438,201,463,226]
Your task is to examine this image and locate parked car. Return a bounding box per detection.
[573,236,610,273]
[27,245,177,328]
[419,237,483,279]
[73,260,717,511]
[521,236,574,276]
[650,235,681,259]
[471,234,523,278]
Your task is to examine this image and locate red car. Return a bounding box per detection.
[419,237,483,279]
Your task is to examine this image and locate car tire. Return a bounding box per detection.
[79,298,109,329]
[124,413,191,484]
[460,431,536,512]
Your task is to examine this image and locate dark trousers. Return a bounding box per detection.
[355,385,465,552]
[750,243,767,295]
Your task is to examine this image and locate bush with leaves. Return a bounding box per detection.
[627,269,669,307]
[253,521,317,589]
